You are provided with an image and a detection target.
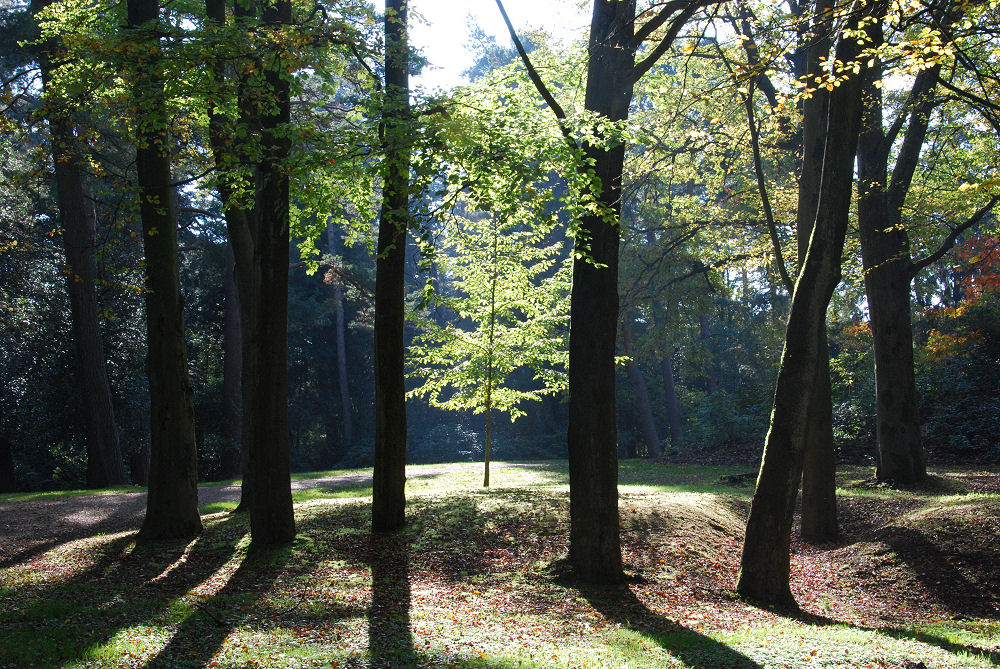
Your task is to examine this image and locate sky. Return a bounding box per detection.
[408,0,590,91]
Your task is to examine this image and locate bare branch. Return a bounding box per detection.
[909,196,1000,279]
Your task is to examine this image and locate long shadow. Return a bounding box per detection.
[877,525,997,618]
[795,611,1000,667]
[369,533,417,668]
[0,494,148,569]
[582,584,763,669]
[0,514,246,667]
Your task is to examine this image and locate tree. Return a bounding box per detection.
[737,0,883,607]
[497,0,710,583]
[408,211,570,487]
[126,0,202,541]
[31,0,126,488]
[372,0,410,533]
[856,0,999,486]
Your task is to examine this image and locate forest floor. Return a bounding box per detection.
[1,461,998,668]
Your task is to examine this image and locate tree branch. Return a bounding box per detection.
[631,0,708,85]
[744,83,792,292]
[494,0,567,122]
[909,195,1000,279]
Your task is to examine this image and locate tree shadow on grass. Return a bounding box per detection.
[141,546,289,668]
[795,611,1000,667]
[0,514,246,667]
[876,525,999,618]
[581,584,762,669]
[369,533,417,668]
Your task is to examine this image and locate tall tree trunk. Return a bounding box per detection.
[33,0,126,488]
[127,0,201,541]
[242,0,296,546]
[372,0,410,533]
[326,223,353,450]
[497,0,702,583]
[737,6,875,607]
[622,316,662,458]
[660,349,685,450]
[566,0,640,584]
[857,60,939,486]
[205,0,254,506]
[793,0,838,544]
[221,239,242,478]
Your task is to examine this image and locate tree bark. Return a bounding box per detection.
[372,0,410,533]
[244,0,296,546]
[33,0,126,488]
[793,0,838,544]
[622,316,662,458]
[737,6,875,607]
[127,0,201,541]
[205,0,253,506]
[800,321,838,542]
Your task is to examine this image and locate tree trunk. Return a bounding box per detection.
[793,0,838,545]
[737,7,874,607]
[326,224,353,450]
[33,0,126,488]
[857,57,935,487]
[660,349,685,450]
[566,0,639,584]
[0,432,16,493]
[205,0,253,506]
[622,316,662,458]
[127,0,201,541]
[699,315,716,393]
[244,0,296,547]
[221,239,242,478]
[372,0,410,534]
[800,322,838,542]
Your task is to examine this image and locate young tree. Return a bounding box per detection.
[126,0,202,540]
[372,0,410,533]
[408,212,570,488]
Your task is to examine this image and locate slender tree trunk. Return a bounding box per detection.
[660,349,685,450]
[372,0,410,533]
[794,0,838,544]
[801,321,838,542]
[484,222,499,488]
[0,431,16,493]
[326,224,353,449]
[33,0,126,488]
[699,315,716,393]
[622,316,662,458]
[205,0,254,507]
[738,7,875,607]
[127,0,201,541]
[221,239,242,478]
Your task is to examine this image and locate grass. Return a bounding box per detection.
[1,460,998,668]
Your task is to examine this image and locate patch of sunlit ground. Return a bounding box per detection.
[2,462,998,667]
